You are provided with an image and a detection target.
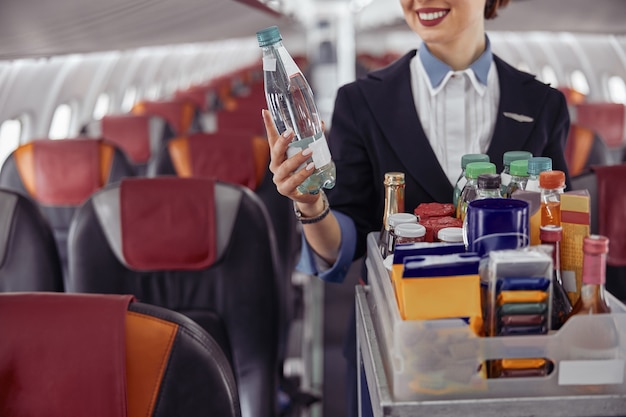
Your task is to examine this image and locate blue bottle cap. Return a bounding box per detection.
[256,26,281,47]
[527,157,552,175]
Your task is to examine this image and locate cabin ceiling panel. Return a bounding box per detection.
[0,0,295,60]
[0,0,624,61]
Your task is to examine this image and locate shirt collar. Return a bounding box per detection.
[418,36,493,89]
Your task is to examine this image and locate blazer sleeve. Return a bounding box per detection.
[326,83,383,261]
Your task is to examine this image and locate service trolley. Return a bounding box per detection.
[356,232,626,417]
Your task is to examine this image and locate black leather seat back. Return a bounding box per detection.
[67,177,280,417]
[0,188,63,292]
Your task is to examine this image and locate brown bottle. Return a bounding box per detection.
[540,225,572,330]
[567,235,611,317]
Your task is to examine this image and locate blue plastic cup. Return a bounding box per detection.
[464,198,529,257]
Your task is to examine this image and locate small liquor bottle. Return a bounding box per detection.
[379,172,405,258]
[539,170,566,227]
[540,225,572,330]
[567,235,612,316]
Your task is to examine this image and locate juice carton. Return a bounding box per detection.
[560,189,590,304]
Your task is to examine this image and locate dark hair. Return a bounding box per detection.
[485,0,511,19]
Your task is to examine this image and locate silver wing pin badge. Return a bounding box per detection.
[503,112,534,123]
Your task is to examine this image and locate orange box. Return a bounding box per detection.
[392,254,482,321]
[560,190,590,304]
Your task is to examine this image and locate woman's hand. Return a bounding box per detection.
[262,109,320,207]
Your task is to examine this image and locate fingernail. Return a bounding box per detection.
[302,148,312,156]
[282,128,293,138]
[306,162,315,171]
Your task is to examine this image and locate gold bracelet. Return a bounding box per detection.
[293,190,330,224]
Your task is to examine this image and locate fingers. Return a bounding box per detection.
[262,109,280,147]
[262,109,316,202]
[274,153,317,201]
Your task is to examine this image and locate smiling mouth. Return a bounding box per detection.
[417,9,449,26]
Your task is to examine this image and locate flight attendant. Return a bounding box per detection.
[263,0,570,415]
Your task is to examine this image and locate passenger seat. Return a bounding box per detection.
[0,138,135,278]
[0,292,240,417]
[66,177,281,417]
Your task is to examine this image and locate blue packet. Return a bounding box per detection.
[497,276,551,292]
[402,253,480,278]
[393,242,466,266]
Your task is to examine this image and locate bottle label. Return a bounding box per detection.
[286,132,332,169]
[263,57,277,72]
[501,172,512,187]
[456,176,467,192]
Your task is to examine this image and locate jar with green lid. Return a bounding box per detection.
[457,161,496,221]
[503,159,529,198]
[453,153,490,212]
[501,151,533,194]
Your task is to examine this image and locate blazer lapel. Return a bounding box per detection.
[487,55,549,168]
[361,51,453,203]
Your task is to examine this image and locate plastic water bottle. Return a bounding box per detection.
[257,26,336,195]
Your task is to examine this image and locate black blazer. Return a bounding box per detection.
[326,50,571,260]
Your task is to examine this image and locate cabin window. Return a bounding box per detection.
[49,104,72,139]
[607,75,626,104]
[540,66,558,88]
[146,85,160,100]
[92,93,110,120]
[0,118,22,166]
[570,70,590,96]
[121,87,138,112]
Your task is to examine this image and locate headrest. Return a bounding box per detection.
[564,125,595,177]
[168,132,263,190]
[14,139,113,206]
[92,176,243,271]
[132,99,196,135]
[119,177,217,271]
[102,114,152,163]
[0,292,134,417]
[175,87,212,111]
[592,164,626,266]
[573,103,625,148]
[558,87,586,105]
[216,108,265,135]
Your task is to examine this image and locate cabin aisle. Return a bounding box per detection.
[322,258,363,417]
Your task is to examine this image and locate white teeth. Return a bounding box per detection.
[419,11,447,21]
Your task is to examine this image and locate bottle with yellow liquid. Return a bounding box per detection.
[539,170,566,227]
